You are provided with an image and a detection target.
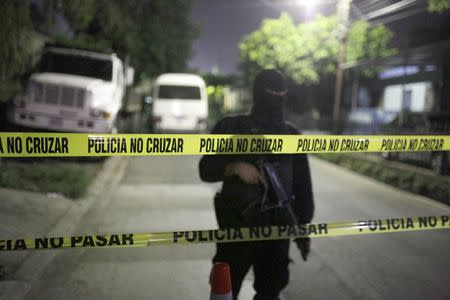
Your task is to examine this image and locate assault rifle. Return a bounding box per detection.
[259,161,298,226]
[260,161,311,261]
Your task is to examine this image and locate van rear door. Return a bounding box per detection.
[153,84,207,131]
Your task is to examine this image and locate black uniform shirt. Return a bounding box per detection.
[199,115,314,226]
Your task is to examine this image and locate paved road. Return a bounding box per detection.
[23,156,450,299]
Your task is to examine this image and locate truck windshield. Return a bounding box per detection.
[158,85,201,100]
[40,52,113,81]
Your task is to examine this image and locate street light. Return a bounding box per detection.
[295,0,317,7]
[296,0,318,21]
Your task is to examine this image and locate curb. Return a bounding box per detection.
[1,156,129,298]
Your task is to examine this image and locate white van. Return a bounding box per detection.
[152,73,208,132]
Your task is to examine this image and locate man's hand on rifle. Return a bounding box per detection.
[225,162,267,187]
[295,238,311,262]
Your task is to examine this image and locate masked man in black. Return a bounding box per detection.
[199,69,314,300]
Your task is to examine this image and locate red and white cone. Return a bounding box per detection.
[210,262,232,300]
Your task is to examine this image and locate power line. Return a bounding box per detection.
[370,6,428,25]
[350,0,428,26]
[357,0,393,15]
[326,1,426,47]
[360,0,423,20]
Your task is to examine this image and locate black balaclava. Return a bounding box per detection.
[251,69,288,127]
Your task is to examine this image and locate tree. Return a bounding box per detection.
[41,0,198,80]
[202,73,239,86]
[428,0,450,13]
[203,73,240,123]
[72,0,199,81]
[122,0,199,80]
[239,13,396,85]
[60,0,97,32]
[3,0,198,84]
[0,1,32,80]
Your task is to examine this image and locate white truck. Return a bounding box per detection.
[8,47,133,133]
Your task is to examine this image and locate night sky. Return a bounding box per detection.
[189,0,335,74]
[188,0,448,75]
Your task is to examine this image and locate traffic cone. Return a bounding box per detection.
[210,262,233,300]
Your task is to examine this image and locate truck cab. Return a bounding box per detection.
[8,47,133,133]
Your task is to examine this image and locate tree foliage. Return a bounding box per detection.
[122,0,199,80]
[428,0,450,13]
[239,13,396,85]
[58,0,199,80]
[1,0,198,83]
[60,0,97,32]
[202,73,239,86]
[0,1,32,80]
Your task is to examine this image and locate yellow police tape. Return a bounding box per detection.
[0,132,449,157]
[1,216,449,251]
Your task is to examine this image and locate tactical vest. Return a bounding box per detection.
[214,115,296,228]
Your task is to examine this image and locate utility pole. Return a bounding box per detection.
[332,0,352,124]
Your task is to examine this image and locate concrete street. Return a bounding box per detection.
[12,156,450,299]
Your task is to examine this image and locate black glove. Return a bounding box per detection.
[294,237,311,261]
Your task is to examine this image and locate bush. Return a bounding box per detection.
[0,159,102,199]
[411,177,428,195]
